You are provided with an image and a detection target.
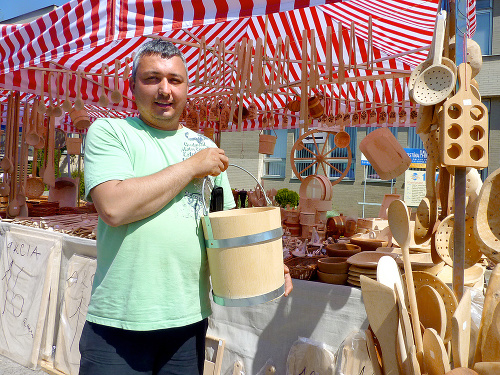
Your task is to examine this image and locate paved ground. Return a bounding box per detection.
[0,355,44,375]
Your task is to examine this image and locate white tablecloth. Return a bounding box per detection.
[208,279,368,375]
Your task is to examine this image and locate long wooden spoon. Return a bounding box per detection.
[43,115,56,188]
[99,63,110,106]
[62,71,73,112]
[388,199,424,364]
[110,59,123,104]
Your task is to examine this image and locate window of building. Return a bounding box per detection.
[472,0,492,55]
[363,127,398,181]
[291,128,356,181]
[262,129,288,178]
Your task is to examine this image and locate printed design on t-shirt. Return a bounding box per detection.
[179,132,214,224]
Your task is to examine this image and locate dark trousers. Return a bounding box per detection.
[79,319,208,375]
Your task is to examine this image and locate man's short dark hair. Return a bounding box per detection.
[131,39,188,81]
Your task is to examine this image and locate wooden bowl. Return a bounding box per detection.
[317,257,349,274]
[317,271,348,285]
[325,243,361,257]
[349,236,389,251]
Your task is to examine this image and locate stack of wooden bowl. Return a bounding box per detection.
[316,257,349,285]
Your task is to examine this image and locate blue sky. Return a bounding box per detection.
[0,0,69,21]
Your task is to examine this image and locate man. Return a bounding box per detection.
[80,39,292,375]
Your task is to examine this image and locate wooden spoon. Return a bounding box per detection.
[423,328,451,375]
[52,72,63,117]
[388,199,424,363]
[473,264,500,364]
[110,59,123,104]
[26,97,41,146]
[43,115,56,188]
[360,275,400,375]
[416,284,446,340]
[481,293,500,361]
[38,71,47,114]
[452,288,472,368]
[99,63,110,106]
[62,71,73,112]
[74,70,84,111]
[0,93,14,174]
[7,93,21,218]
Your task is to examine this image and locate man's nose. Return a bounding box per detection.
[158,79,171,97]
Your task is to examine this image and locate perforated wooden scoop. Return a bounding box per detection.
[412,11,456,106]
[440,63,488,168]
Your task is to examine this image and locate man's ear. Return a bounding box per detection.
[129,77,135,93]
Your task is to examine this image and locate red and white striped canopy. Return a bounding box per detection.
[0,0,476,132]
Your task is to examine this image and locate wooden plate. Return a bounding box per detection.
[349,265,378,275]
[348,270,377,279]
[436,264,485,287]
[347,277,361,287]
[349,236,389,251]
[405,271,458,343]
[347,251,398,268]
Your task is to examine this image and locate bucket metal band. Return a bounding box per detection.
[212,284,285,307]
[204,227,283,249]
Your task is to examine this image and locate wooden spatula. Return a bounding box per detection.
[474,264,500,364]
[423,327,451,375]
[360,275,400,375]
[452,288,472,368]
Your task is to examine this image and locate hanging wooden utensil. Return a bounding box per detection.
[388,77,397,124]
[0,93,14,174]
[309,29,319,89]
[46,71,55,116]
[111,59,123,103]
[378,79,387,124]
[74,70,84,111]
[399,77,408,124]
[360,82,368,124]
[38,71,47,114]
[252,37,266,96]
[195,36,205,85]
[62,71,73,112]
[43,115,56,188]
[7,92,21,218]
[26,97,41,147]
[368,81,377,124]
[99,63,110,106]
[53,72,64,117]
[337,22,345,85]
[326,26,333,83]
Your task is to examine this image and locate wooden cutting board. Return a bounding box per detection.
[360,275,400,375]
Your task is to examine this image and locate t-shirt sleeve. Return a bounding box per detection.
[84,119,136,201]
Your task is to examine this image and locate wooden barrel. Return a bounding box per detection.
[202,207,285,306]
[258,134,277,155]
[308,96,324,118]
[69,109,91,130]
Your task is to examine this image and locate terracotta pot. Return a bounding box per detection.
[258,134,277,155]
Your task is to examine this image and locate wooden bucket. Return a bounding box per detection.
[258,134,277,155]
[308,96,324,118]
[202,206,285,306]
[69,109,91,130]
[66,137,82,155]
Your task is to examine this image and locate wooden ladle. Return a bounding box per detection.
[37,71,47,114]
[74,70,84,111]
[26,97,42,147]
[110,59,123,103]
[99,63,110,106]
[62,71,73,112]
[42,115,56,188]
[52,72,64,117]
[0,93,14,175]
[388,199,424,363]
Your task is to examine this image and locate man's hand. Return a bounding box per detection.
[284,265,293,296]
[188,148,229,178]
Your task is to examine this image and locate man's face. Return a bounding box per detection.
[130,54,188,131]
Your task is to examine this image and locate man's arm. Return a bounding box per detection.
[90,147,228,227]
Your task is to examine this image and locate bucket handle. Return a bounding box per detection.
[202,163,272,216]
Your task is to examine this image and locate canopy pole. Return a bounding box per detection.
[453,0,468,300]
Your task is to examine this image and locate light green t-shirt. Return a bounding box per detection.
[84,117,235,331]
